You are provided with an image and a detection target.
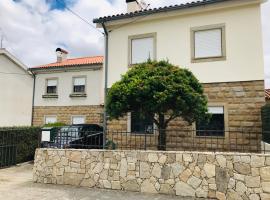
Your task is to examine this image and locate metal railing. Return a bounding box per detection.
[41,128,270,154]
[0,128,41,169]
[43,130,103,149]
[0,130,18,168]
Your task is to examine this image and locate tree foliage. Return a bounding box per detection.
[106,60,209,149]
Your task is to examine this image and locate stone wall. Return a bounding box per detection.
[34,149,270,200]
[33,105,103,126]
[106,80,265,152]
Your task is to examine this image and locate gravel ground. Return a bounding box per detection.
[0,163,206,200]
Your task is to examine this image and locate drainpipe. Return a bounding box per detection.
[29,70,36,126]
[102,22,109,149]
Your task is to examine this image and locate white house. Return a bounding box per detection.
[93,0,266,137]
[30,48,104,126]
[0,48,33,126]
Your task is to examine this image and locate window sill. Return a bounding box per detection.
[194,135,225,139]
[191,56,226,63]
[42,94,58,98]
[69,93,87,98]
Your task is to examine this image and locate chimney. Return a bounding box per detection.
[56,48,68,62]
[126,0,141,13]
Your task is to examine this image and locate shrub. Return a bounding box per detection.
[44,122,66,127]
[0,127,41,164]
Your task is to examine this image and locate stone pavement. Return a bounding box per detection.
[0,163,205,200]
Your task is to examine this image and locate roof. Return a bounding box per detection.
[0,48,32,76]
[31,56,104,69]
[93,0,231,24]
[266,89,270,100]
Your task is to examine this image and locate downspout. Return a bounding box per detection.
[30,70,36,126]
[102,22,109,149]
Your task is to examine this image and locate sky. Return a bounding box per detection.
[0,0,269,88]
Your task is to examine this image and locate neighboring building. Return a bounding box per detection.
[0,48,33,126]
[94,0,266,150]
[266,89,270,103]
[30,48,104,126]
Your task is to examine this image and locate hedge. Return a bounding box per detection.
[0,127,41,165]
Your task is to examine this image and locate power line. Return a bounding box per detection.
[109,2,151,32]
[55,0,104,35]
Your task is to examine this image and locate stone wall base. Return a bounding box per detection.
[33,105,103,126]
[34,149,270,199]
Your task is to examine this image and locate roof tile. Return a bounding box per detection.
[32,56,103,69]
[93,0,230,23]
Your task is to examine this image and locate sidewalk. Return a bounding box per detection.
[0,163,201,200]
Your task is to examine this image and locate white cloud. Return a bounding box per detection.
[0,0,269,88]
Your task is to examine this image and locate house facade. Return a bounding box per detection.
[93,0,266,150]
[30,48,104,126]
[0,48,33,126]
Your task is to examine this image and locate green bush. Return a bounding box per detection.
[44,122,66,127]
[0,127,41,164]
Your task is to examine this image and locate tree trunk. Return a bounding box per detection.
[158,114,167,151]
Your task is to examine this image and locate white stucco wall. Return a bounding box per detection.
[106,3,265,86]
[0,54,33,126]
[34,67,103,106]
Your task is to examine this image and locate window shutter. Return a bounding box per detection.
[47,79,57,86]
[194,29,222,58]
[72,116,85,124]
[208,106,224,114]
[74,77,86,86]
[131,37,154,64]
[45,116,57,124]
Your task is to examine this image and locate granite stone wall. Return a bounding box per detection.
[33,105,103,126]
[34,149,270,200]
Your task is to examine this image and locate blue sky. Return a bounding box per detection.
[1,0,270,87]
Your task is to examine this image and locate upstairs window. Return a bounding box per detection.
[46,79,58,94]
[191,24,226,62]
[131,112,154,134]
[196,106,225,137]
[73,77,86,93]
[129,33,156,65]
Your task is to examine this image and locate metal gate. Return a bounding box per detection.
[0,130,18,168]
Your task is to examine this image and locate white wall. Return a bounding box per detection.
[34,67,103,106]
[106,3,265,86]
[0,54,33,126]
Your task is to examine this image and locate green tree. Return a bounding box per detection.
[106,60,209,150]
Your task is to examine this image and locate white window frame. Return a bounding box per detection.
[44,115,57,125]
[71,115,86,125]
[127,112,157,134]
[128,33,157,66]
[45,78,58,95]
[72,76,87,94]
[194,103,229,138]
[191,24,226,63]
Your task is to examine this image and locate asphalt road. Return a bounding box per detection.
[0,163,203,200]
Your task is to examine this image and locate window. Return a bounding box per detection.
[46,79,57,94]
[72,116,85,125]
[73,77,86,93]
[196,106,225,137]
[130,112,154,134]
[129,33,156,65]
[44,116,57,124]
[191,24,226,62]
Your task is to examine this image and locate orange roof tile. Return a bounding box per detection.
[266,89,270,100]
[32,56,103,69]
